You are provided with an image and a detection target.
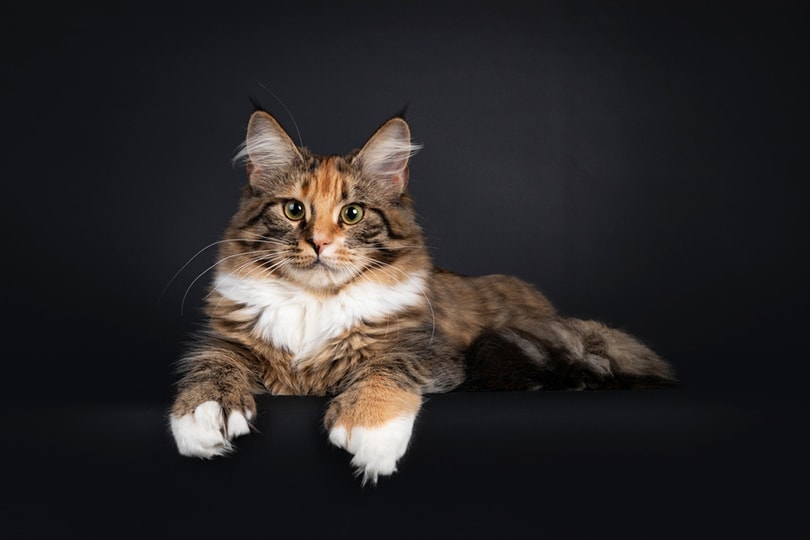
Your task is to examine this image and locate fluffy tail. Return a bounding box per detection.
[458,317,677,391]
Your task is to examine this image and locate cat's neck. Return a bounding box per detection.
[211,270,429,360]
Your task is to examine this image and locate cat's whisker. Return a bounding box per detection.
[354,244,424,251]
[204,251,295,302]
[181,248,288,315]
[349,255,436,342]
[240,230,294,245]
[161,237,294,303]
[206,257,294,327]
[160,239,252,303]
[383,310,402,340]
[257,82,304,147]
[242,255,294,284]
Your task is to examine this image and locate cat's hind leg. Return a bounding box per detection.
[325,374,422,485]
[460,318,676,391]
[169,342,261,458]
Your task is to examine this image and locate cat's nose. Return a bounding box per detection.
[308,234,331,255]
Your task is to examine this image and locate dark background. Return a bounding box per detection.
[3,1,807,538]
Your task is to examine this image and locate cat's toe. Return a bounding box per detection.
[227,408,252,438]
[328,414,415,484]
[170,401,251,458]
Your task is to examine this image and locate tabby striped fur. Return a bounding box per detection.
[169,109,676,484]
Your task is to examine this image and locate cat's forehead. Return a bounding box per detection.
[298,156,354,203]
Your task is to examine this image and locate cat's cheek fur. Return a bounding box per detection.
[328,414,416,485]
[170,401,253,458]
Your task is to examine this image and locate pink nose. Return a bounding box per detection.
[310,233,331,255]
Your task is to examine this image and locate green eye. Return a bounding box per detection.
[341,204,364,225]
[283,200,305,221]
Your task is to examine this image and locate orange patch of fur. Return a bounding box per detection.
[301,157,345,244]
[324,376,422,431]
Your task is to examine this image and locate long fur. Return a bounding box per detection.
[168,110,677,484]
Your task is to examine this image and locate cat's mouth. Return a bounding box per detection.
[290,256,360,288]
[304,255,340,271]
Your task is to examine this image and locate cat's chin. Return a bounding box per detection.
[286,262,359,291]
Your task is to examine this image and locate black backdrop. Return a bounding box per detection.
[4,2,808,538]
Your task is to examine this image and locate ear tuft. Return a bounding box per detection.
[355,117,421,194]
[233,111,301,185]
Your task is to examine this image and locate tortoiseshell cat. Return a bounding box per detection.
[169,109,676,484]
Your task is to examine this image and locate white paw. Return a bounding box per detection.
[328,414,416,484]
[170,401,253,458]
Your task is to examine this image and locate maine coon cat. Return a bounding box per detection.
[169,108,676,484]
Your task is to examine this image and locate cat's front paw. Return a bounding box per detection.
[170,401,253,458]
[328,414,415,485]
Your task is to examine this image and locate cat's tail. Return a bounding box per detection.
[458,317,677,391]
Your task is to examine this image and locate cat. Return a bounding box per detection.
[168,108,676,484]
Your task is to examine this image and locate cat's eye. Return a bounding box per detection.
[340,204,364,225]
[283,200,305,221]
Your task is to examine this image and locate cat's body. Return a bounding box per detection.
[169,110,676,483]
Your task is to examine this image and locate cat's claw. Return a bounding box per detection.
[170,401,253,458]
[328,414,416,485]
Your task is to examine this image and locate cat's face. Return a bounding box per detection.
[217,111,428,292]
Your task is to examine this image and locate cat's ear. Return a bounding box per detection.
[235,110,302,188]
[354,117,422,196]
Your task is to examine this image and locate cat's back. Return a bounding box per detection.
[430,268,554,310]
[428,268,556,348]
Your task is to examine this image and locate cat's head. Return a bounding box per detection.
[216,110,429,292]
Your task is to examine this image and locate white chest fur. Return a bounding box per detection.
[213,271,427,361]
